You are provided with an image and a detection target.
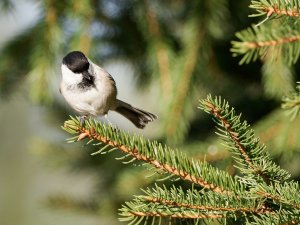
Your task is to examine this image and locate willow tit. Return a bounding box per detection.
[60,51,157,129]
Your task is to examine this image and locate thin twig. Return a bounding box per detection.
[165,21,203,137]
[243,35,300,49]
[203,101,271,183]
[128,211,225,219]
[67,123,230,194]
[257,4,300,19]
[143,196,272,214]
[145,0,172,97]
[257,191,300,210]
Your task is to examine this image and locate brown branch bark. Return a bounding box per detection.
[258,4,300,19]
[165,21,203,138]
[128,211,225,219]
[202,101,271,184]
[143,196,272,214]
[257,191,300,210]
[65,123,230,194]
[281,220,299,225]
[244,35,300,49]
[145,0,172,97]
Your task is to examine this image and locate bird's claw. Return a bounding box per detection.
[80,115,87,127]
[104,114,119,131]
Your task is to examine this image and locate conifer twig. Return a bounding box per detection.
[250,1,300,19]
[125,211,225,219]
[62,94,300,224]
[120,184,274,223]
[144,0,172,97]
[231,24,300,65]
[281,220,299,225]
[199,95,290,184]
[143,196,271,214]
[165,19,203,142]
[200,97,267,182]
[63,116,240,194]
[80,126,220,192]
[282,82,300,120]
[243,35,300,49]
[256,182,300,210]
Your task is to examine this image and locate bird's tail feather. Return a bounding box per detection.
[114,99,157,129]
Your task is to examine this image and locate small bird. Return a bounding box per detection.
[60,51,157,129]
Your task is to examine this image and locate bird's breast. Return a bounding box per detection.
[60,79,117,116]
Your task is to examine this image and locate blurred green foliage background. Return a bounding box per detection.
[0,1,299,225]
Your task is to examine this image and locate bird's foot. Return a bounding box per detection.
[104,114,119,132]
[80,115,87,127]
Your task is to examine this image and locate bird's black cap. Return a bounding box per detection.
[62,51,89,73]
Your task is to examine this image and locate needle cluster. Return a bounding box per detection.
[63,95,300,225]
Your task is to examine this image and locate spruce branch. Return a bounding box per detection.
[27,0,63,103]
[199,95,290,184]
[282,82,300,120]
[68,1,94,54]
[144,0,172,98]
[231,24,300,65]
[253,181,300,210]
[249,209,300,225]
[119,184,273,224]
[140,185,271,214]
[250,0,300,19]
[261,50,294,100]
[62,116,242,194]
[160,7,210,144]
[61,95,300,224]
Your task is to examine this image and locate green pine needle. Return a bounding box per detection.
[198,95,290,184]
[249,0,300,19]
[62,115,242,194]
[231,24,300,65]
[282,82,300,120]
[62,94,300,224]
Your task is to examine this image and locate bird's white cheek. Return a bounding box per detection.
[61,65,82,85]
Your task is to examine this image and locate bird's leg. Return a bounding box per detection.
[104,114,119,131]
[80,115,87,126]
[104,114,113,127]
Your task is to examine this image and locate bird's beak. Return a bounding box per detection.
[82,71,93,80]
